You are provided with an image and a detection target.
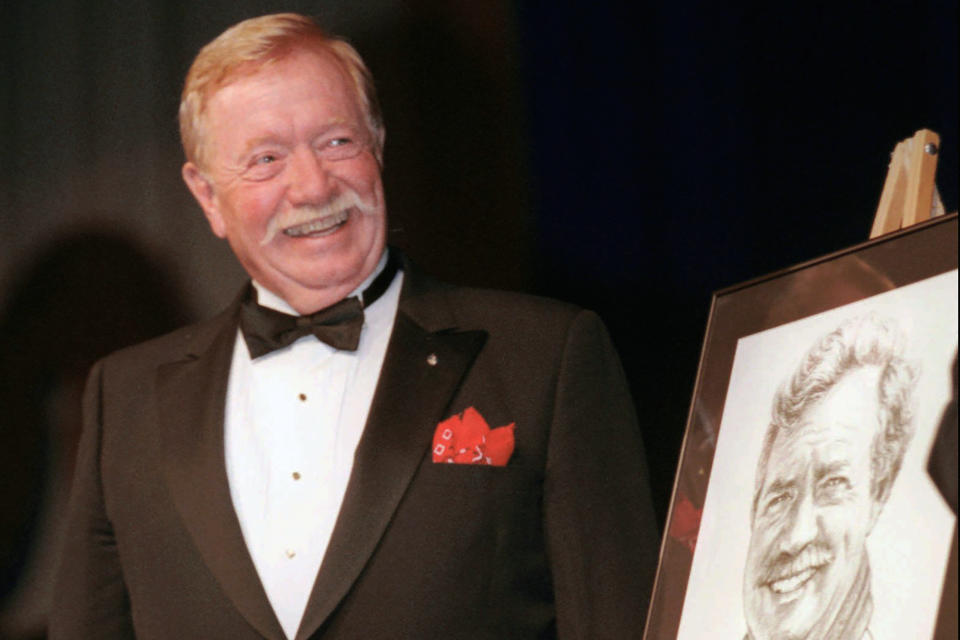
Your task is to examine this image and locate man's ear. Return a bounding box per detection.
[182,162,227,238]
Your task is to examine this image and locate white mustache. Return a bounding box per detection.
[760,543,834,587]
[260,190,373,245]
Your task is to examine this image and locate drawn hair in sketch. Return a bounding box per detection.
[754,314,918,513]
[743,314,919,640]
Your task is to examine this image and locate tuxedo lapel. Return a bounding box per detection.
[296,275,487,640]
[156,303,287,640]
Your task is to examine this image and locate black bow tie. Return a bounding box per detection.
[240,251,399,358]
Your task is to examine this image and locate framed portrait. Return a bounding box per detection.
[644,214,958,640]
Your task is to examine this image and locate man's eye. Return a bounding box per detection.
[820,475,851,496]
[243,153,285,181]
[762,491,792,515]
[319,136,363,161]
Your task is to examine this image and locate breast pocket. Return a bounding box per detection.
[413,460,541,493]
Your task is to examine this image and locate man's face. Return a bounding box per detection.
[743,366,884,640]
[183,47,385,313]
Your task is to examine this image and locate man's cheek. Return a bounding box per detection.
[819,510,850,558]
[757,526,784,571]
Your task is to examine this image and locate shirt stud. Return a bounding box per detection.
[292,471,301,481]
[298,393,307,401]
[285,549,296,559]
[426,353,438,366]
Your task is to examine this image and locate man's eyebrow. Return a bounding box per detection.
[318,117,348,129]
[235,120,364,160]
[762,477,795,497]
[326,117,377,135]
[314,120,369,140]
[814,459,851,480]
[238,135,286,160]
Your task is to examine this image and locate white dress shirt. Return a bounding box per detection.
[224,255,402,640]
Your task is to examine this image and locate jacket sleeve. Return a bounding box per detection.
[48,360,136,639]
[544,310,660,639]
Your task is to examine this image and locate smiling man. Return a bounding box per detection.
[50,13,659,640]
[180,37,387,314]
[743,315,918,640]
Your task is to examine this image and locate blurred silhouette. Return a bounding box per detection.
[929,353,958,515]
[929,353,958,640]
[0,230,189,639]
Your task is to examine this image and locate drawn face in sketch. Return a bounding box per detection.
[743,366,884,639]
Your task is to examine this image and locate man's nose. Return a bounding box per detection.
[286,147,335,205]
[779,491,819,554]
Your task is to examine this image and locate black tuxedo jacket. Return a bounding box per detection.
[50,262,659,639]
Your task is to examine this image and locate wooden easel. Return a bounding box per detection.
[870,128,948,238]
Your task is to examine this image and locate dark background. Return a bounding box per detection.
[1,1,956,635]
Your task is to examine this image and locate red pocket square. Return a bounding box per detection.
[432,407,515,466]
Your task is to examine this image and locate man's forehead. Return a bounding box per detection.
[205,54,363,140]
[209,46,353,108]
[765,367,884,473]
[766,424,858,470]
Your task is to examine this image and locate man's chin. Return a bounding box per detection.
[747,582,825,640]
[280,251,381,291]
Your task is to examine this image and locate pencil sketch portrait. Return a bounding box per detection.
[675,269,956,640]
[742,314,917,640]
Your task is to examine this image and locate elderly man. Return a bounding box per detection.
[50,13,658,640]
[742,315,917,640]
